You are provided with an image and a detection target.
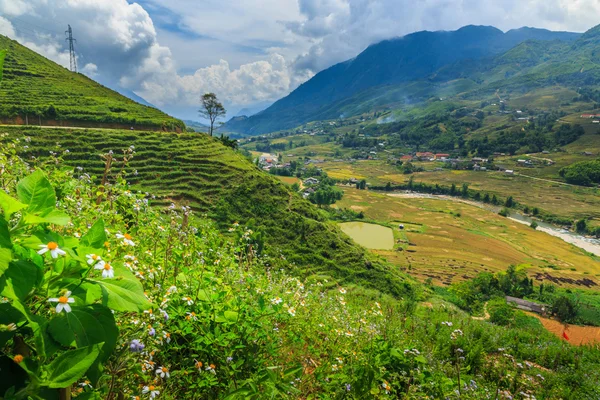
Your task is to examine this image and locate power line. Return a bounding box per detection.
[65,24,77,73]
[2,15,62,35]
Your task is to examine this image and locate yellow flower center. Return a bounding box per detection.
[58,296,69,304]
[92,254,98,260]
[124,233,132,240]
[210,364,215,369]
[162,367,168,373]
[148,385,155,391]
[196,361,203,368]
[47,242,58,250]
[13,354,23,363]
[104,264,111,270]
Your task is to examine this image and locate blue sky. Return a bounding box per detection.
[1,0,599,121]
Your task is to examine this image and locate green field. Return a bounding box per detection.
[0,35,184,130]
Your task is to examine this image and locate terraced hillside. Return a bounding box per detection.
[2,125,411,296]
[0,35,184,131]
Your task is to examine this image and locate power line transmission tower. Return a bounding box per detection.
[65,25,77,73]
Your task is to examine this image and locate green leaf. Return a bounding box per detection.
[23,210,70,226]
[12,299,59,358]
[80,219,107,249]
[44,343,103,388]
[224,310,239,322]
[48,305,118,363]
[0,191,26,220]
[17,170,56,214]
[0,260,42,301]
[0,248,11,277]
[94,265,151,312]
[0,303,24,348]
[0,215,12,249]
[197,289,210,302]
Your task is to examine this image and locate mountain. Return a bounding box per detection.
[224,26,581,135]
[183,119,209,132]
[0,35,184,131]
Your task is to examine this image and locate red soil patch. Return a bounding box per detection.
[526,312,600,346]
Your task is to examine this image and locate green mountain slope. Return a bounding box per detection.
[0,35,184,131]
[224,26,581,135]
[2,125,412,297]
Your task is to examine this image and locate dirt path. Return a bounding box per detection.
[525,312,600,346]
[472,302,490,321]
[515,173,578,188]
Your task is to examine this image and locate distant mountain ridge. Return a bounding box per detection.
[224,25,582,135]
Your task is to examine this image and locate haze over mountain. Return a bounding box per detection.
[223,25,583,135]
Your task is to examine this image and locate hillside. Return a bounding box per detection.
[0,35,184,131]
[0,125,411,297]
[224,26,587,135]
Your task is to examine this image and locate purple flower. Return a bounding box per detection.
[345,384,351,392]
[129,339,145,353]
[148,327,156,336]
[161,310,169,321]
[227,357,233,363]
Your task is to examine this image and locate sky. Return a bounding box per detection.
[0,0,599,121]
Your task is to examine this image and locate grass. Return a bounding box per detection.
[2,125,412,297]
[336,188,600,288]
[0,35,184,131]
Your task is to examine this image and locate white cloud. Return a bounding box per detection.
[81,63,98,77]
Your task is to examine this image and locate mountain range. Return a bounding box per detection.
[223,25,598,136]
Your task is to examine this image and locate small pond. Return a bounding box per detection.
[339,222,394,250]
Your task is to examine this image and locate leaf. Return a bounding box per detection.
[197,289,210,302]
[44,343,103,388]
[94,265,151,312]
[0,303,24,348]
[0,260,42,301]
[48,305,118,363]
[23,210,70,226]
[0,215,11,249]
[12,299,59,358]
[80,219,106,249]
[224,310,239,322]
[0,248,11,277]
[17,170,56,214]
[0,191,26,220]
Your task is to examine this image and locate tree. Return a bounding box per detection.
[199,93,226,136]
[0,50,5,85]
[552,296,579,323]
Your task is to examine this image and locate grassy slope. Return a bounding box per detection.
[0,35,183,130]
[2,125,412,297]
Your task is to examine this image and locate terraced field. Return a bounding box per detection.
[2,126,412,297]
[0,35,184,130]
[336,188,600,288]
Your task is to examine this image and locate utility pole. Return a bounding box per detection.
[65,25,77,73]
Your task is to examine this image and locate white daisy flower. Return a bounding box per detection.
[38,242,66,258]
[86,254,102,265]
[182,296,194,306]
[95,262,114,278]
[155,366,170,378]
[48,291,75,313]
[142,385,160,399]
[116,233,135,246]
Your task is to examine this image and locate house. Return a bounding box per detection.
[349,177,358,184]
[472,157,488,163]
[434,153,450,160]
[416,152,434,161]
[506,296,548,316]
[401,155,413,162]
[582,151,595,156]
[303,177,320,185]
[473,164,481,171]
[505,170,515,175]
[302,188,315,199]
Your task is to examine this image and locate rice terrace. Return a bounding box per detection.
[2,3,600,399]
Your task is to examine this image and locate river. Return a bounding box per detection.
[387,192,600,257]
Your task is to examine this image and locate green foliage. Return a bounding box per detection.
[0,49,5,84]
[559,159,600,186]
[0,36,183,130]
[551,296,580,323]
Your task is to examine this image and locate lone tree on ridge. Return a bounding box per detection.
[199,93,226,136]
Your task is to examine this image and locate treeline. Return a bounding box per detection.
[559,159,600,186]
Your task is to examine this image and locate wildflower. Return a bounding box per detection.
[450,329,463,340]
[166,285,177,294]
[182,296,194,306]
[116,233,135,246]
[95,262,114,278]
[344,331,354,337]
[206,364,216,374]
[226,357,233,363]
[38,242,66,258]
[185,312,197,321]
[86,254,102,265]
[148,327,156,336]
[161,310,169,321]
[0,323,17,332]
[156,366,170,378]
[13,354,23,364]
[271,297,283,305]
[129,339,145,353]
[382,381,391,394]
[375,302,381,309]
[142,385,160,399]
[48,291,75,313]
[441,321,453,327]
[162,331,171,343]
[288,307,296,317]
[345,384,351,392]
[339,287,347,294]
